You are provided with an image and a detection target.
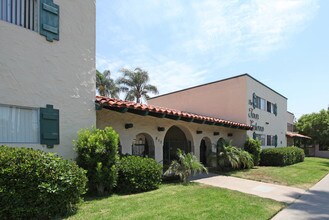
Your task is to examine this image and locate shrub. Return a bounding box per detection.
[260,146,305,166]
[0,146,87,219]
[74,127,119,195]
[244,138,261,166]
[164,149,208,184]
[217,139,254,170]
[117,156,162,193]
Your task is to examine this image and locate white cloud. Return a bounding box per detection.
[97,0,319,95]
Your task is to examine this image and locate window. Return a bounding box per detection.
[266,135,278,146]
[0,0,38,31]
[287,123,294,132]
[267,135,272,146]
[0,105,39,143]
[255,134,266,146]
[255,96,266,110]
[267,101,272,113]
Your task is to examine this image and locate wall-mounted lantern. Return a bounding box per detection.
[228,133,233,137]
[125,123,133,129]
[214,132,220,136]
[196,130,203,134]
[158,127,165,132]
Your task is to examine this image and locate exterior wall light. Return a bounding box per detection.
[196,130,203,134]
[213,132,220,136]
[228,133,233,137]
[158,127,165,132]
[125,123,133,129]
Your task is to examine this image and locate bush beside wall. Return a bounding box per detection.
[0,146,87,219]
[74,127,119,196]
[244,138,261,166]
[117,156,162,194]
[260,146,305,166]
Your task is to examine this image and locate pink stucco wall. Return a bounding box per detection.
[149,75,248,124]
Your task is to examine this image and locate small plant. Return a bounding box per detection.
[217,139,254,170]
[164,149,208,184]
[117,155,162,194]
[74,127,119,196]
[244,138,261,166]
[0,146,87,219]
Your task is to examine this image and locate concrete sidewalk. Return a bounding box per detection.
[272,174,329,220]
[192,174,305,203]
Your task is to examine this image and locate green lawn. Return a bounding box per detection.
[227,157,329,189]
[67,183,284,220]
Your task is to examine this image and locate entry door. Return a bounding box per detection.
[200,139,207,166]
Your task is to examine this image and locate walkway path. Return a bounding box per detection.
[272,173,329,220]
[192,174,305,203]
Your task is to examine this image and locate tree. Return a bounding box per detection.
[96,70,120,98]
[116,67,159,103]
[164,149,208,184]
[296,109,329,150]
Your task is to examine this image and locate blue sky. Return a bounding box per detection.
[96,0,329,119]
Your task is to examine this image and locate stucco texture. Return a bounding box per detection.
[96,109,247,164]
[0,0,96,159]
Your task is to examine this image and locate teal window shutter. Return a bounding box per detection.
[39,0,59,42]
[252,93,257,109]
[273,104,278,116]
[253,132,257,140]
[274,135,278,147]
[40,105,59,148]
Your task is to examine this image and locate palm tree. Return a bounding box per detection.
[96,70,120,98]
[116,67,159,103]
[164,149,208,184]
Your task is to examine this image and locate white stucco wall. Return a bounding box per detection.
[246,77,288,148]
[0,0,96,159]
[96,109,248,164]
[148,75,248,124]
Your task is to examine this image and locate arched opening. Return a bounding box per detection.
[163,126,191,166]
[200,137,212,166]
[132,133,155,159]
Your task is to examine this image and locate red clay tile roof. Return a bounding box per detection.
[96,96,253,130]
[286,132,312,140]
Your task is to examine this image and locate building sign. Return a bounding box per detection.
[248,93,265,132]
[250,120,264,132]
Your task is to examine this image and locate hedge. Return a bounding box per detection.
[74,127,119,196]
[260,146,305,166]
[244,138,261,166]
[117,156,162,194]
[0,146,87,219]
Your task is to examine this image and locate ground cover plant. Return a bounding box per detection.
[228,157,329,189]
[66,183,284,220]
[74,127,119,196]
[0,146,87,219]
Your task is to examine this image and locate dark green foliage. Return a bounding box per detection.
[117,156,162,193]
[164,149,208,183]
[296,109,329,150]
[74,127,119,196]
[0,146,87,219]
[260,146,305,166]
[217,139,254,170]
[116,67,159,103]
[244,138,262,166]
[96,70,120,98]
